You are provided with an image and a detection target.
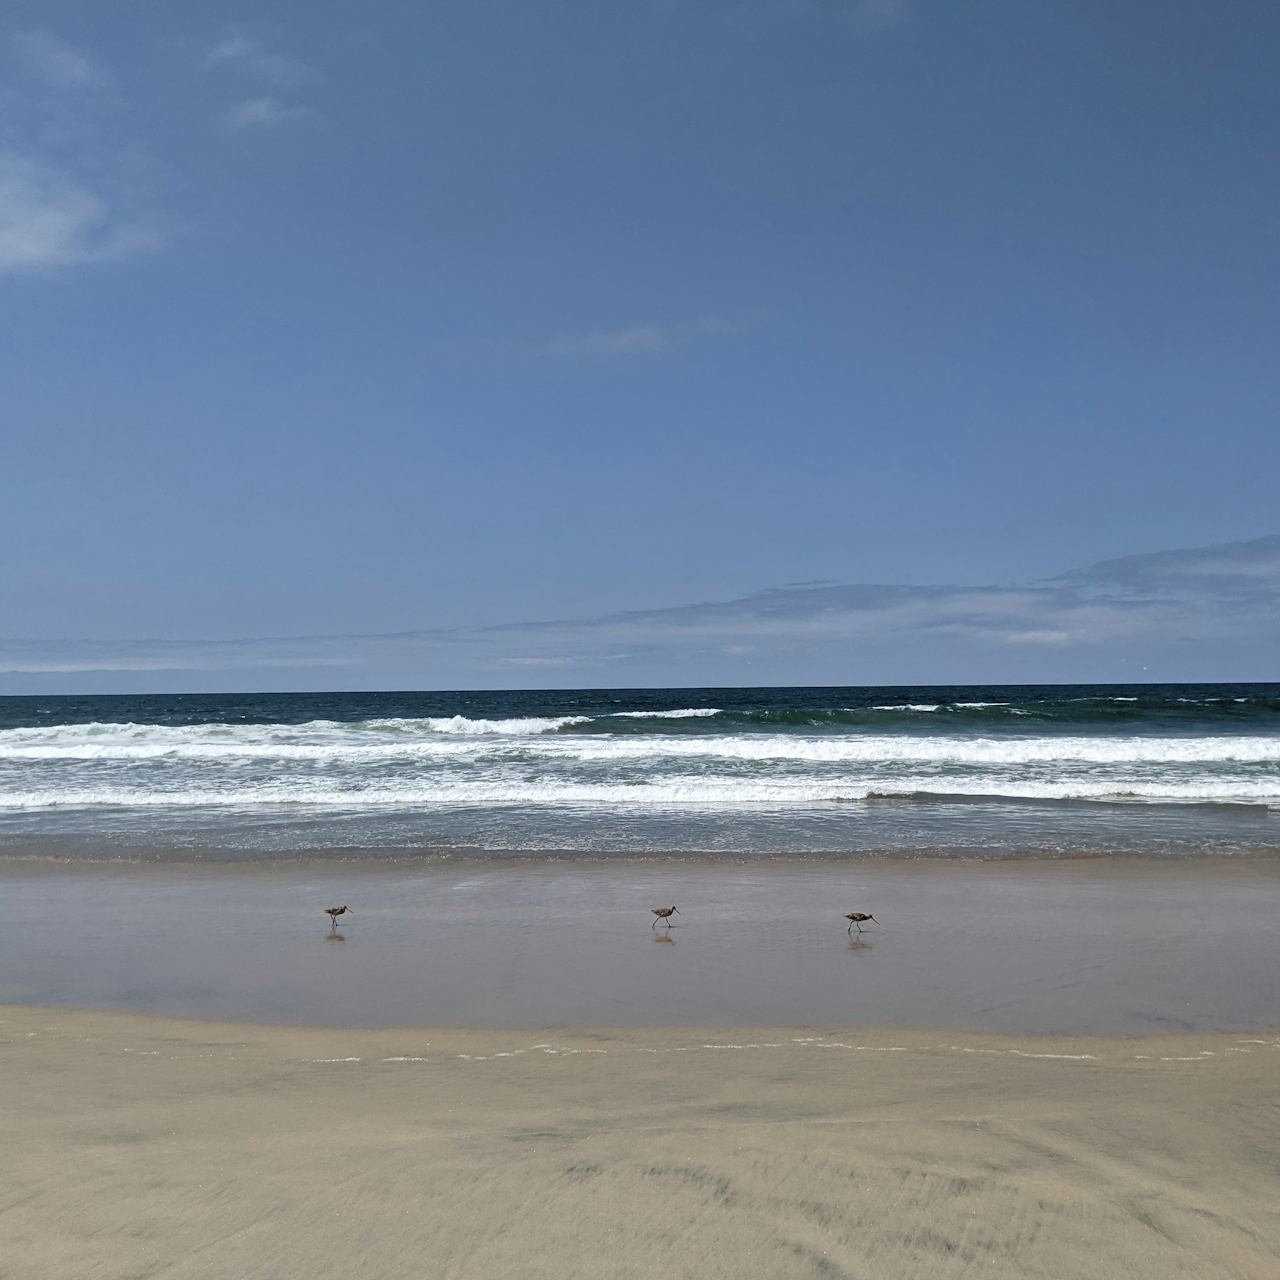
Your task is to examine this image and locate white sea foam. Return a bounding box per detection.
[611,708,721,719]
[2,716,1278,814]
[0,716,589,759]
[3,772,1278,812]
[420,715,591,735]
[4,723,1278,768]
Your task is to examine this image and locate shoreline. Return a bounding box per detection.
[4,842,1280,865]
[5,1004,1279,1278]
[6,999,1280,1046]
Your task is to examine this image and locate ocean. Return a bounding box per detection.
[1,683,1278,859]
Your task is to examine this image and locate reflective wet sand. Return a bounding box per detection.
[1,856,1278,1031]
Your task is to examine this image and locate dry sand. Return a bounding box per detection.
[3,1006,1279,1279]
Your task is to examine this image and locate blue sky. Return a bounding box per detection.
[2,1,1278,690]
[3,535,1278,689]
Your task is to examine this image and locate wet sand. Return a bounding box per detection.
[2,855,1279,1030]
[4,1005,1279,1279]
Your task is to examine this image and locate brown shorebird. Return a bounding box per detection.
[325,906,351,928]
[845,912,876,933]
[651,906,679,928]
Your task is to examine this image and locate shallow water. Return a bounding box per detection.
[3,858,1277,1032]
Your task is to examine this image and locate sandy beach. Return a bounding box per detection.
[4,855,1279,1275]
[4,1004,1278,1279]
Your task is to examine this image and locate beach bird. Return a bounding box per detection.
[844,912,876,933]
[325,906,351,927]
[651,906,679,928]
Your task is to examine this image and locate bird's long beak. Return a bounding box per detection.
[673,908,680,914]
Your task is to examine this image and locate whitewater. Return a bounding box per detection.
[1,684,1277,857]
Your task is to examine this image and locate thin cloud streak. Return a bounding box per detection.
[205,28,316,128]
[424,312,763,372]
[227,97,311,127]
[3,537,1278,689]
[547,313,758,358]
[205,33,314,88]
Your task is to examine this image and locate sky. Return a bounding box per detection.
[3,535,1278,690]
[1,1,1278,691]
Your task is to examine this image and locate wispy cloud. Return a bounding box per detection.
[547,314,752,359]
[0,31,166,274]
[205,29,315,127]
[13,28,112,92]
[0,154,163,270]
[425,313,761,372]
[4,537,1278,689]
[205,33,313,87]
[227,97,310,127]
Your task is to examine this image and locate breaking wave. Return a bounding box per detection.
[1,686,1277,850]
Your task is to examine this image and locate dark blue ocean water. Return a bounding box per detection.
[1,684,1278,858]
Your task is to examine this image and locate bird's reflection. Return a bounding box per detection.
[847,937,872,952]
[326,928,346,942]
[653,932,676,945]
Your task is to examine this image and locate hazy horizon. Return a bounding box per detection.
[3,533,1277,693]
